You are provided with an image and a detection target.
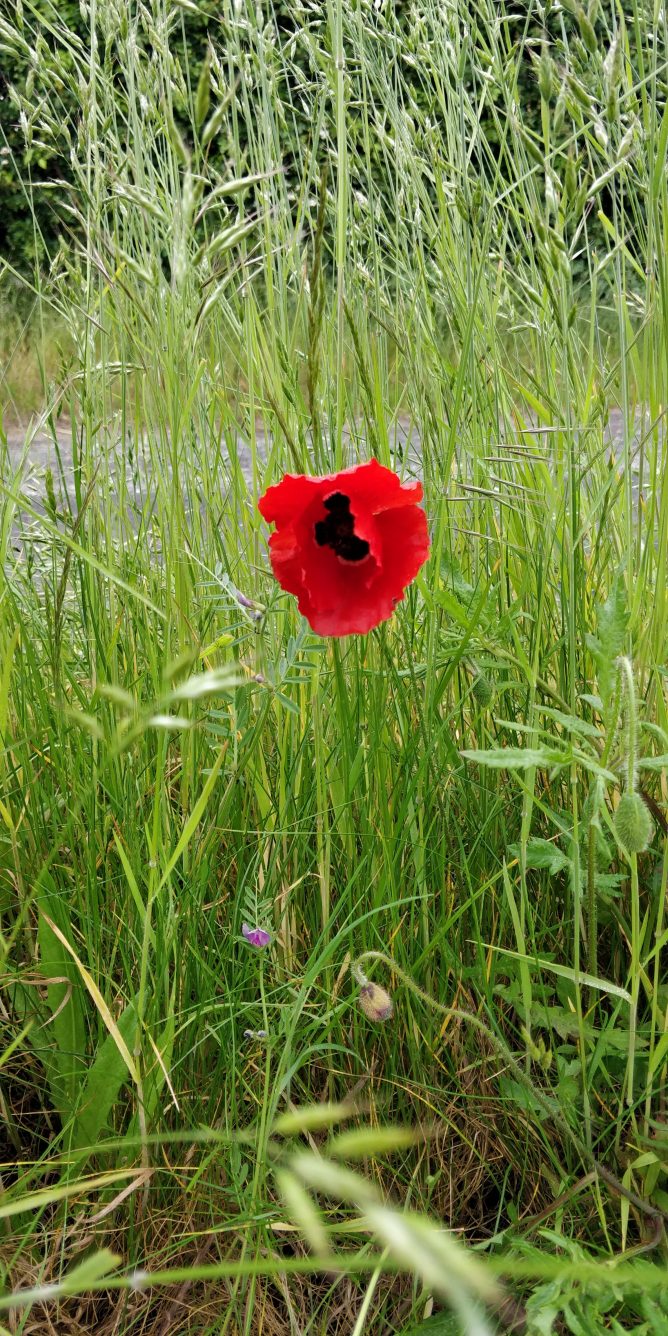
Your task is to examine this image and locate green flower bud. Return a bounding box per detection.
[614,791,654,854]
[472,673,494,708]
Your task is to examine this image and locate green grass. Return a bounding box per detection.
[1,0,668,1331]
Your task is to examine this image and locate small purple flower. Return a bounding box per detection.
[231,585,264,623]
[242,923,271,949]
[232,587,255,610]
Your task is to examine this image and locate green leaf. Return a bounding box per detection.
[483,943,632,1002]
[71,999,138,1155]
[499,1076,550,1119]
[60,1248,121,1292]
[36,874,87,1119]
[588,576,627,716]
[401,1316,462,1336]
[539,707,601,740]
[461,746,615,782]
[460,747,569,770]
[508,839,570,875]
[156,743,227,893]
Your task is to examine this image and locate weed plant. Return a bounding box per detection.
[0,0,667,1331]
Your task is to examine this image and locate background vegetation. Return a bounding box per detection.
[1,0,667,1331]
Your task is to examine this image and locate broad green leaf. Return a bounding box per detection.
[508,839,570,875]
[461,746,615,782]
[41,915,138,1084]
[539,707,601,740]
[71,999,138,1153]
[36,875,87,1119]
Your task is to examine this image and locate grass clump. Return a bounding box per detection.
[0,0,667,1332]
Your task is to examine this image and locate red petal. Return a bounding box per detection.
[257,473,324,526]
[374,502,430,592]
[344,459,423,514]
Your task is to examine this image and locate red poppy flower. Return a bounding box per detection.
[258,460,429,636]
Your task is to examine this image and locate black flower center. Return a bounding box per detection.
[314,492,370,562]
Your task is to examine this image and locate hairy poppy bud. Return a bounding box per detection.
[358,982,393,1024]
[472,672,494,708]
[614,791,654,854]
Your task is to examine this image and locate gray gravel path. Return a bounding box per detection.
[2,407,658,526]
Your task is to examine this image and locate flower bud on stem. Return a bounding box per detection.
[350,951,664,1232]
